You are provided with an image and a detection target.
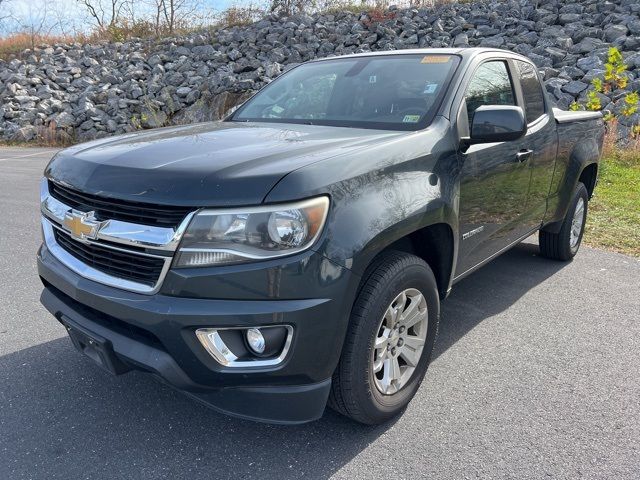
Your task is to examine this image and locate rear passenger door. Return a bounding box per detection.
[455,60,535,277]
[513,60,558,230]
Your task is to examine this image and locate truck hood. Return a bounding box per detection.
[45,121,402,207]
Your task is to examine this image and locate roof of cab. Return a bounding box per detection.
[309,47,527,62]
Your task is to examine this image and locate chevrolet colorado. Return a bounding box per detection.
[38,48,604,424]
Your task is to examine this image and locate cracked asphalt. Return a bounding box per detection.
[1,147,639,479]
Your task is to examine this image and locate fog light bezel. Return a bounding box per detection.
[195,325,293,368]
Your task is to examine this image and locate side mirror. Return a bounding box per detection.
[469,105,527,144]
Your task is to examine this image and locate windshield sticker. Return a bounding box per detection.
[369,75,377,83]
[423,83,438,94]
[421,55,451,64]
[271,105,285,114]
[402,115,421,123]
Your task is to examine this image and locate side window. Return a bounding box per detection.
[516,61,545,123]
[465,61,515,124]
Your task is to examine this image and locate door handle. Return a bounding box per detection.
[516,149,533,163]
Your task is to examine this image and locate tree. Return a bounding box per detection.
[153,0,199,35]
[269,0,308,16]
[0,0,13,27]
[77,0,126,29]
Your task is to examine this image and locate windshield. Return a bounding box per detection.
[231,54,461,131]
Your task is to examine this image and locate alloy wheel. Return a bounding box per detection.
[372,288,428,395]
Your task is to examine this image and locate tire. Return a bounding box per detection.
[539,182,589,261]
[328,251,440,425]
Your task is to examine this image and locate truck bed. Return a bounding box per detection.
[553,108,603,124]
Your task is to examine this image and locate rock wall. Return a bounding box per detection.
[1,0,639,143]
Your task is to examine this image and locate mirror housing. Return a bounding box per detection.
[468,105,527,144]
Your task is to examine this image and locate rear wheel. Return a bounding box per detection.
[328,251,440,425]
[539,182,589,261]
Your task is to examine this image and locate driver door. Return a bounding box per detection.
[455,60,534,277]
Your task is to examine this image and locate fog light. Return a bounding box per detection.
[246,328,266,354]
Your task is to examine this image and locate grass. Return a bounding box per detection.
[0,32,80,60]
[585,148,640,257]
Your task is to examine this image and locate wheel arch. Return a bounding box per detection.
[355,222,456,301]
[579,162,598,199]
[383,223,455,299]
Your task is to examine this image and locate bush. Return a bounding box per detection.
[217,6,266,28]
[571,47,639,142]
[0,32,77,60]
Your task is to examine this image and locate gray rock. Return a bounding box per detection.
[604,25,628,42]
[140,108,167,128]
[573,37,605,54]
[0,0,638,143]
[479,36,505,47]
[176,86,192,97]
[130,87,144,99]
[453,33,469,47]
[628,21,640,36]
[562,80,589,96]
[576,56,604,72]
[228,49,242,61]
[559,13,581,24]
[559,66,586,80]
[10,126,37,142]
[545,47,567,65]
[53,112,75,129]
[192,45,217,61]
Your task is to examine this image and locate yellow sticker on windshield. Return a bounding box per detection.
[421,55,451,64]
[403,115,421,123]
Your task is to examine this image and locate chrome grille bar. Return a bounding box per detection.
[41,179,195,252]
[39,178,197,294]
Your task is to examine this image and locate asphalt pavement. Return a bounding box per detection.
[0,147,639,479]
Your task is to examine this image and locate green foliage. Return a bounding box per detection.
[130,115,142,130]
[572,48,638,133]
[621,92,639,117]
[591,77,603,93]
[585,90,601,111]
[603,47,628,91]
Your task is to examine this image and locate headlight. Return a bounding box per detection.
[174,196,329,267]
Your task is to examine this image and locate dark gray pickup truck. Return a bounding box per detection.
[38,48,604,424]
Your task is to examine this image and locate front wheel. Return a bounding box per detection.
[328,251,440,425]
[539,182,589,261]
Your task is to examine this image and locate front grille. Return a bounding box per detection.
[53,228,166,287]
[49,181,193,227]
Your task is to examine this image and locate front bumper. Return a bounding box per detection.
[38,243,359,424]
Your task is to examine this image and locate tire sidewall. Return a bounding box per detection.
[563,183,589,258]
[350,260,440,422]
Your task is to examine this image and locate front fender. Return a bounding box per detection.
[264,118,460,277]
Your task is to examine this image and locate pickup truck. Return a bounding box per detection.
[38,48,604,425]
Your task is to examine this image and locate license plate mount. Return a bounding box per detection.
[61,317,131,375]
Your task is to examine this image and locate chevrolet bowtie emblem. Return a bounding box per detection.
[63,210,100,241]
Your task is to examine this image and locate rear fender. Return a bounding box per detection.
[543,120,604,231]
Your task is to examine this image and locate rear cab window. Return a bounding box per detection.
[515,60,546,124]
